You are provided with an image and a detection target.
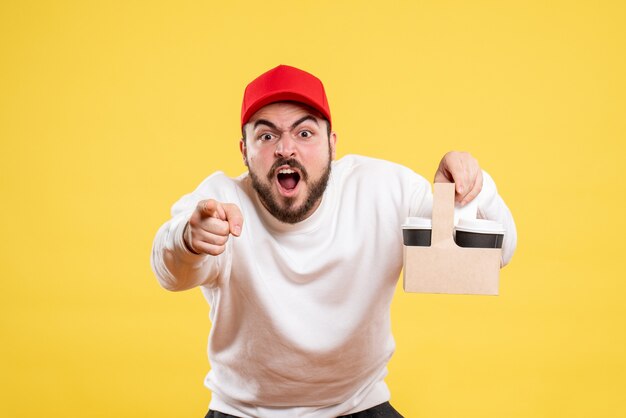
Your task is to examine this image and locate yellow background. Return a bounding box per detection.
[1,1,625,417]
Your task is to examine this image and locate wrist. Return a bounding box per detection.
[182,222,201,255]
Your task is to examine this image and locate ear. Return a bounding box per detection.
[239,138,248,166]
[329,131,337,160]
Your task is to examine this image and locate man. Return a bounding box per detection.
[151,65,516,418]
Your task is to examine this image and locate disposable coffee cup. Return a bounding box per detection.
[454,219,504,248]
[402,217,432,246]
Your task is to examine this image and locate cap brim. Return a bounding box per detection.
[241,91,331,127]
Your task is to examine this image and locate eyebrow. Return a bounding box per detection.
[290,115,319,130]
[253,119,278,130]
[253,115,319,131]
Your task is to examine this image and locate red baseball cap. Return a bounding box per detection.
[241,65,332,128]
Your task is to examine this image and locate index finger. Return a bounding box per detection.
[197,199,227,220]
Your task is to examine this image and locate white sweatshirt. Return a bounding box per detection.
[151,155,516,418]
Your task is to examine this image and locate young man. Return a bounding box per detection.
[151,65,517,418]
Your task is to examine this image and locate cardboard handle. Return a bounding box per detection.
[404,181,501,295]
[431,182,456,246]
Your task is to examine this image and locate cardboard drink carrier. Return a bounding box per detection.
[403,182,502,295]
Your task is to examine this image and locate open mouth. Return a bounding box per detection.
[276,167,301,192]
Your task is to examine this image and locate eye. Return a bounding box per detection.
[298,130,313,139]
[258,133,275,141]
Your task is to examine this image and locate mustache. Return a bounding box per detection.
[267,158,309,182]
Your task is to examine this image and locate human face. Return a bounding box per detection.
[240,102,337,224]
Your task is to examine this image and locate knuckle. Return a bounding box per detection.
[197,199,208,211]
[198,198,218,214]
[207,246,225,256]
[207,218,230,236]
[210,234,229,246]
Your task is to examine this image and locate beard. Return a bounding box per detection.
[248,148,332,224]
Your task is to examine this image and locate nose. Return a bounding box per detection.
[274,134,297,158]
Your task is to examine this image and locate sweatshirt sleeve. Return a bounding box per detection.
[150,175,232,291]
[476,170,517,267]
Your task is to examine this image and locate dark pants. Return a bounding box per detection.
[205,401,403,418]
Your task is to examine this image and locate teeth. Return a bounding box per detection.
[278,168,296,174]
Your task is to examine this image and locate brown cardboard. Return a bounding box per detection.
[403,182,502,295]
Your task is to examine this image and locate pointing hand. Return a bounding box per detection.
[183,199,244,256]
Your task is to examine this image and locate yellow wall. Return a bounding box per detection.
[2,1,625,417]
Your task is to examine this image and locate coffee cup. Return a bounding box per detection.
[402,217,432,246]
[454,218,504,248]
